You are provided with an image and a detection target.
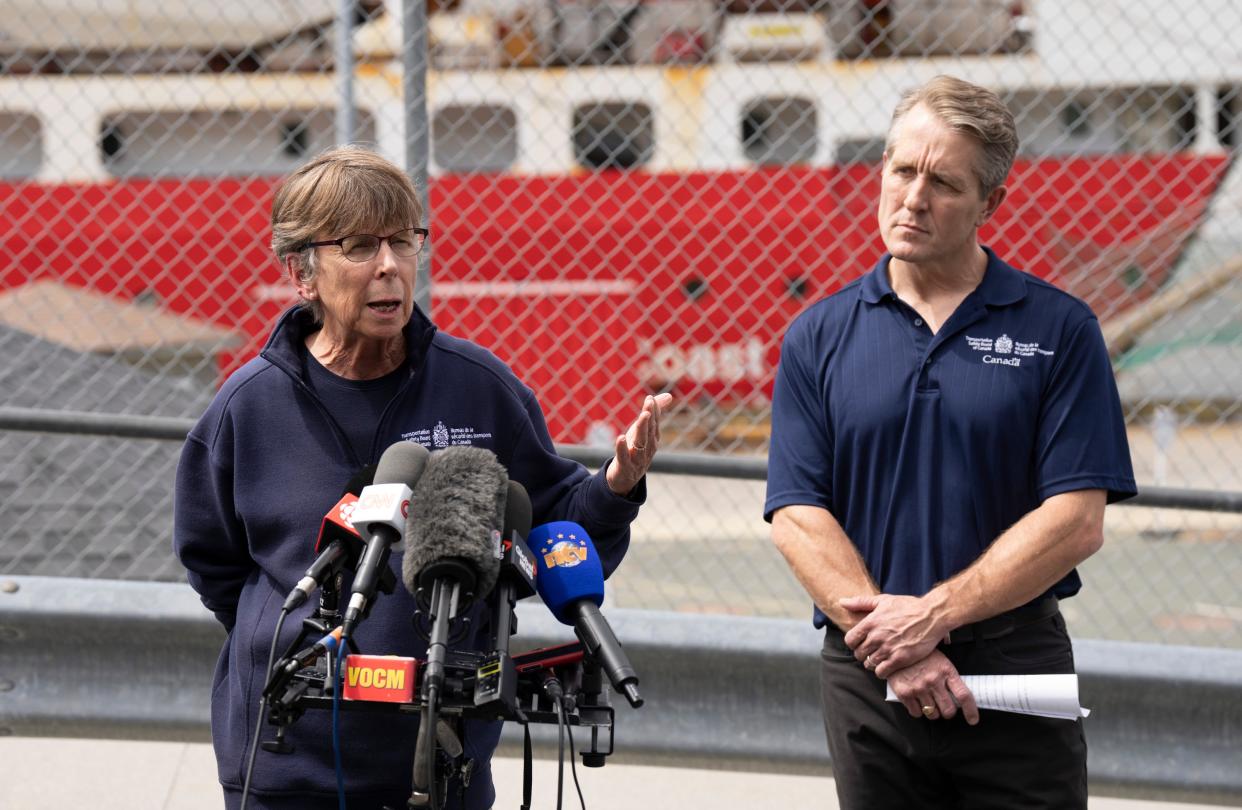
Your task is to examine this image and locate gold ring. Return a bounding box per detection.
[921,705,937,718]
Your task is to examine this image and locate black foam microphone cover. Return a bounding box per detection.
[402,445,507,603]
[343,464,377,496]
[503,480,533,539]
[498,480,537,601]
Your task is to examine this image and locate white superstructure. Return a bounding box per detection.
[0,0,1237,183]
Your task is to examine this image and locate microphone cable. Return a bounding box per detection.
[333,630,349,810]
[553,687,565,810]
[563,710,588,810]
[241,607,292,810]
[544,673,588,810]
[428,683,441,810]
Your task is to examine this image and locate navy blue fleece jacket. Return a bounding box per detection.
[174,306,642,809]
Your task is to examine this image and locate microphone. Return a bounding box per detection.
[498,480,536,601]
[489,480,535,651]
[315,464,376,558]
[529,521,643,708]
[473,481,535,714]
[282,467,377,612]
[401,445,508,605]
[262,626,345,702]
[341,442,430,637]
[277,626,343,678]
[402,445,508,801]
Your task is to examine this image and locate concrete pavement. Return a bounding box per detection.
[0,738,1235,809]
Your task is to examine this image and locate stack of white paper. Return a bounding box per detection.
[886,674,1090,720]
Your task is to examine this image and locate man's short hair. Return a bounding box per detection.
[270,145,423,323]
[885,75,1019,197]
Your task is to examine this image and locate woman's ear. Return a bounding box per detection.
[286,253,316,302]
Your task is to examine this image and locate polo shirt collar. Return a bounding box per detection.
[859,246,1027,307]
[977,247,1027,306]
[859,255,897,304]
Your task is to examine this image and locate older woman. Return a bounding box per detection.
[174,145,670,810]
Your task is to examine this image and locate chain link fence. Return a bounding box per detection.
[1,0,1240,647]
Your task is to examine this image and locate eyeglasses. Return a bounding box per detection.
[304,227,429,263]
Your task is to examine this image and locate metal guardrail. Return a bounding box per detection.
[1,576,1240,805]
[0,406,196,442]
[2,406,1241,510]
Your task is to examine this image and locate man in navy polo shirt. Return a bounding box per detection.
[764,75,1136,809]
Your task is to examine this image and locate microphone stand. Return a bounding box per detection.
[473,527,534,717]
[576,656,614,767]
[491,576,514,653]
[261,568,356,754]
[474,570,520,718]
[409,577,462,809]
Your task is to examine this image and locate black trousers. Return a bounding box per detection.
[820,612,1087,810]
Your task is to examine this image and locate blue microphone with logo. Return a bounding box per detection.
[528,521,643,708]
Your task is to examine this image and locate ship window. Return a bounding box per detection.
[1172,88,1198,150]
[1061,100,1092,138]
[835,137,885,164]
[99,108,375,178]
[279,119,310,159]
[100,123,125,160]
[1016,86,1204,157]
[1121,86,1197,152]
[573,102,654,170]
[0,113,43,179]
[1219,86,1240,149]
[432,104,518,173]
[741,97,817,165]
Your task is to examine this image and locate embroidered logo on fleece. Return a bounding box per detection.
[401,421,495,447]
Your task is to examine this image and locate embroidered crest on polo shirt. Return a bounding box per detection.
[965,334,1055,368]
[401,421,495,447]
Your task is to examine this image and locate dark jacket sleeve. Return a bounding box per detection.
[507,388,642,578]
[173,422,254,632]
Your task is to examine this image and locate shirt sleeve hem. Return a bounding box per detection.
[1038,475,1138,504]
[763,492,834,523]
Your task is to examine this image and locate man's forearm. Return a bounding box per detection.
[842,489,1108,679]
[771,504,878,630]
[925,489,1106,632]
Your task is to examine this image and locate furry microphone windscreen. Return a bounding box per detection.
[403,445,507,601]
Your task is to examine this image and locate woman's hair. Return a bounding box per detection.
[270,145,424,322]
[886,75,1019,197]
